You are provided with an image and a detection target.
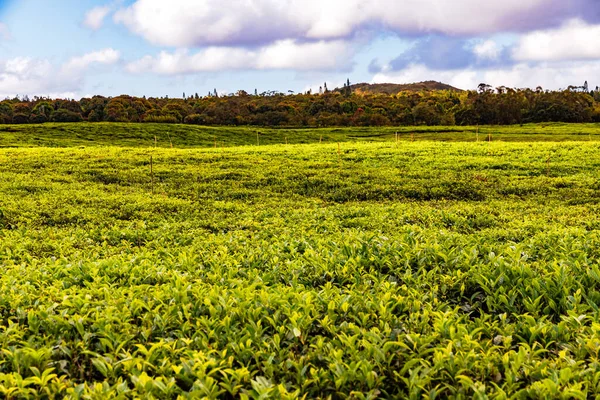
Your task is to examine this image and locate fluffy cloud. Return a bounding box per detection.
[83,6,111,30]
[125,40,353,74]
[513,19,600,62]
[372,60,599,91]
[474,40,502,61]
[62,48,121,72]
[113,0,594,47]
[0,57,71,98]
[0,49,120,98]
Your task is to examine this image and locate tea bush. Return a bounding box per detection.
[1,138,600,397]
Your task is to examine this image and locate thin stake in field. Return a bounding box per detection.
[154,136,157,148]
[257,131,260,146]
[150,155,154,195]
[488,132,492,142]
[411,133,414,142]
[395,132,399,145]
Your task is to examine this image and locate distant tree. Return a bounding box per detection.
[12,113,29,124]
[478,83,493,94]
[343,79,352,97]
[51,109,83,122]
[12,103,31,115]
[412,102,441,126]
[0,103,13,123]
[31,101,53,121]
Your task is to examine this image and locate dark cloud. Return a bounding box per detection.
[382,36,514,72]
[390,37,475,71]
[368,59,384,74]
[499,0,600,31]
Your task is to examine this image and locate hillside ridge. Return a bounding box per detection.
[336,81,463,95]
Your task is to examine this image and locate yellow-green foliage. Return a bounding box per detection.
[1,139,600,397]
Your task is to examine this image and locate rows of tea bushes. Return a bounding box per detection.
[1,141,600,397]
[2,122,600,149]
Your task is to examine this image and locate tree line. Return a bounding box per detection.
[2,84,600,126]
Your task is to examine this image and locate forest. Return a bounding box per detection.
[1,83,600,127]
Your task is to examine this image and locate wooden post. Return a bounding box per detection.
[411,133,414,142]
[150,156,154,195]
[257,131,260,146]
[154,136,157,147]
[488,133,492,142]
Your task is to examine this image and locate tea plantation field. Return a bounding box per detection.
[1,126,600,397]
[2,122,600,148]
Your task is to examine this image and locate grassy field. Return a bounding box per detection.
[2,122,600,148]
[1,124,600,397]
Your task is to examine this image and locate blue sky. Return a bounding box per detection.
[1,0,600,99]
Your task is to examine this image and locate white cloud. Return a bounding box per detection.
[474,40,501,60]
[0,50,121,99]
[0,57,67,98]
[83,6,112,30]
[372,60,600,91]
[126,40,353,74]
[62,48,121,72]
[513,19,600,62]
[257,40,352,70]
[114,0,550,47]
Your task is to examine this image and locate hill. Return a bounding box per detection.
[337,80,463,95]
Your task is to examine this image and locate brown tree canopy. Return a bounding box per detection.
[2,86,599,126]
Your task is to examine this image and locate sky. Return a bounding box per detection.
[1,0,600,99]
